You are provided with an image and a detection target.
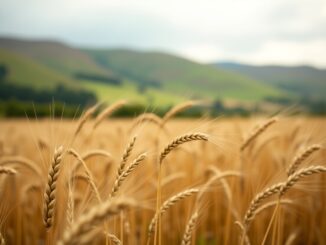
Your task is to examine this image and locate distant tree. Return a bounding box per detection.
[0,64,8,82]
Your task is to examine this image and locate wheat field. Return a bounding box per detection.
[0,102,325,245]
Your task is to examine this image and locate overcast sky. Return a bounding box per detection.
[1,0,326,67]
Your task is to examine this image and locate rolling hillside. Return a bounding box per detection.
[85,49,282,100]
[215,62,326,100]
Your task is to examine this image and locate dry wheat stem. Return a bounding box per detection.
[57,198,135,245]
[181,211,198,245]
[241,118,277,151]
[235,221,251,245]
[0,166,16,175]
[159,133,208,164]
[0,156,42,178]
[287,144,322,176]
[148,188,199,239]
[198,169,242,202]
[130,113,164,132]
[73,103,101,137]
[110,153,147,198]
[163,101,199,123]
[82,150,112,161]
[43,145,64,229]
[68,149,102,203]
[93,100,127,130]
[117,136,137,177]
[253,199,292,220]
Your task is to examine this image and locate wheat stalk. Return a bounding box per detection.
[93,100,127,130]
[130,113,164,132]
[0,156,42,178]
[280,165,326,196]
[181,211,198,245]
[68,149,102,203]
[241,118,277,151]
[287,144,322,176]
[148,188,199,239]
[82,150,112,161]
[163,101,200,123]
[159,133,208,164]
[110,153,147,198]
[57,198,135,245]
[73,103,101,138]
[43,145,64,229]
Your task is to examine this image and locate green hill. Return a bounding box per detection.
[85,49,282,101]
[0,48,76,90]
[215,62,326,100]
[0,37,285,107]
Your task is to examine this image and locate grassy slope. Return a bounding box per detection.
[216,62,326,99]
[0,37,112,76]
[0,46,184,105]
[80,80,185,106]
[0,37,286,105]
[0,48,76,90]
[85,49,283,101]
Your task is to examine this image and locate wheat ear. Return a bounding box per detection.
[117,136,137,177]
[148,188,199,239]
[181,211,198,245]
[280,165,326,196]
[241,118,277,151]
[0,166,16,175]
[107,233,121,245]
[57,198,135,245]
[43,145,64,229]
[243,183,284,226]
[93,100,127,130]
[287,144,322,176]
[159,133,208,164]
[110,153,147,198]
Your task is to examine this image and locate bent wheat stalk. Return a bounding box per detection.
[93,100,127,130]
[68,149,102,203]
[280,165,326,196]
[148,188,199,240]
[163,101,200,123]
[43,146,64,229]
[159,133,208,164]
[287,144,322,176]
[110,153,147,198]
[241,118,277,152]
[0,156,42,178]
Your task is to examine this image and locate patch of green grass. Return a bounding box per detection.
[80,80,185,106]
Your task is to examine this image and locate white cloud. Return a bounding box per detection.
[0,0,326,67]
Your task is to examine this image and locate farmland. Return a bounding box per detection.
[0,103,325,244]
